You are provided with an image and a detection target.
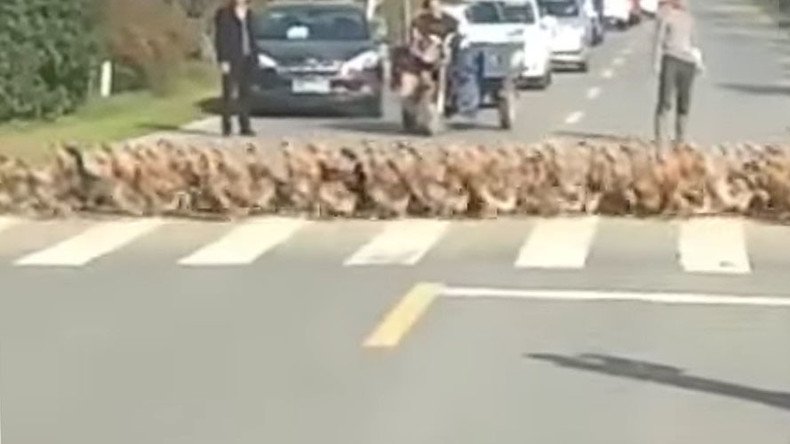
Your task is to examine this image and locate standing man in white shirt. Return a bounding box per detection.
[652,0,702,149]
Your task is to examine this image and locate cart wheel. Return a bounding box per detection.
[402,107,417,133]
[401,97,419,133]
[419,101,443,136]
[498,83,516,130]
[414,90,444,136]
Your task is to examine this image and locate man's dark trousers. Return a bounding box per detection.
[221,58,254,136]
[655,54,696,147]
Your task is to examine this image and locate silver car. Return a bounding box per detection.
[538,0,593,72]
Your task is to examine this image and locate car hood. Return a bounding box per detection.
[256,40,375,66]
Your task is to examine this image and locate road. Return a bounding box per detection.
[4,0,790,442]
[155,0,790,146]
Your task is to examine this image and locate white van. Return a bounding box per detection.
[602,0,632,28]
[443,0,555,88]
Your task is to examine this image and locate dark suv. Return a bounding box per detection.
[251,1,385,116]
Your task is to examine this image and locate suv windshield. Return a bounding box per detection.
[254,5,369,41]
[538,0,579,17]
[465,2,504,23]
[502,3,537,24]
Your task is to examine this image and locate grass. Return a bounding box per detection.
[0,63,219,165]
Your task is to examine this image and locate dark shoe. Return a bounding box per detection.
[240,129,257,137]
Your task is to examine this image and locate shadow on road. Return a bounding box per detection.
[137,123,218,137]
[718,82,790,96]
[550,130,643,141]
[196,97,354,119]
[527,353,790,411]
[324,119,495,136]
[323,120,406,136]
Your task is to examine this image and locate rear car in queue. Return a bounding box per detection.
[250,1,385,116]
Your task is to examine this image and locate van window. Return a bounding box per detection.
[465,2,503,23]
[502,3,537,24]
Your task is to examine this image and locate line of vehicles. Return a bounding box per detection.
[246,0,660,122]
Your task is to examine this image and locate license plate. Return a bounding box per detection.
[292,78,331,94]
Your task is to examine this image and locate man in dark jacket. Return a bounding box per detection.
[215,0,258,137]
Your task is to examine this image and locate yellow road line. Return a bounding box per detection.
[363,283,443,349]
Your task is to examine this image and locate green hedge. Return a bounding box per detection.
[0,0,99,122]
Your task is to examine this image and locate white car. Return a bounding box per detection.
[499,0,555,88]
[443,0,554,89]
[538,0,593,72]
[640,0,658,16]
[602,0,632,28]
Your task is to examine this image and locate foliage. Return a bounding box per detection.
[102,0,204,96]
[0,0,100,122]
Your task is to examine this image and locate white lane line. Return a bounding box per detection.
[677,218,751,274]
[586,86,602,100]
[441,287,790,307]
[612,56,626,67]
[344,220,449,266]
[179,217,310,266]
[515,217,599,269]
[15,219,165,267]
[0,217,20,235]
[564,111,585,125]
[601,68,615,79]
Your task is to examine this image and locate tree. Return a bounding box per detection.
[0,0,99,122]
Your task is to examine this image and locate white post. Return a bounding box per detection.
[99,61,113,98]
[366,0,377,20]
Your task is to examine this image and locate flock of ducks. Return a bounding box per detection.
[1,137,790,220]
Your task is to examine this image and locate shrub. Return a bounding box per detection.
[102,0,202,95]
[0,0,100,122]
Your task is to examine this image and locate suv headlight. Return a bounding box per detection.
[257,53,278,69]
[340,50,380,77]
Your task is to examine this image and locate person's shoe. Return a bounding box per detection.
[240,129,257,137]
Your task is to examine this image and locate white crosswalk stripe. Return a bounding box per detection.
[515,217,599,269]
[178,217,310,266]
[678,217,751,274]
[0,216,774,273]
[0,217,19,235]
[15,219,165,267]
[344,219,449,266]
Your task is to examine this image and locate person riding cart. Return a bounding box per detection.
[393,0,519,134]
[396,0,460,101]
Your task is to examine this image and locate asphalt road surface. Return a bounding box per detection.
[5,0,790,442]
[150,0,790,146]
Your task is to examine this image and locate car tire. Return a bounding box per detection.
[578,60,589,73]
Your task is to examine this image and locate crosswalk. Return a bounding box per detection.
[179,218,310,266]
[0,216,778,274]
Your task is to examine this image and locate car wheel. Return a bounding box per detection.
[578,60,589,73]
